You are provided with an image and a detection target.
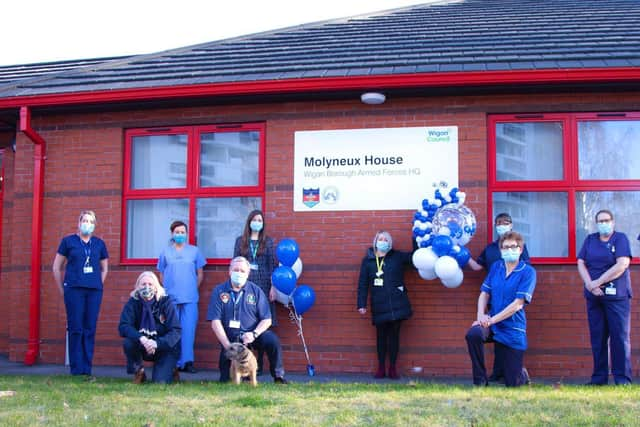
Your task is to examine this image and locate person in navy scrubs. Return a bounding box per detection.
[207,256,287,384]
[465,231,536,387]
[157,220,206,374]
[52,210,109,377]
[577,209,633,385]
[467,212,530,383]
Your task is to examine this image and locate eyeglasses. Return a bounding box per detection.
[596,218,612,224]
[501,244,520,250]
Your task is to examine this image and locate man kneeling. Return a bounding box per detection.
[465,231,536,387]
[118,271,181,384]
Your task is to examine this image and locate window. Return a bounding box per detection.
[489,113,640,263]
[122,123,265,264]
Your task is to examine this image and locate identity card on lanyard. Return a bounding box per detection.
[374,255,384,286]
[229,291,244,329]
[83,238,93,274]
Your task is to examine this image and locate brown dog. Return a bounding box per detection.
[225,342,258,386]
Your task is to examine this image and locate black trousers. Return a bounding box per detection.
[465,325,527,387]
[376,320,403,366]
[123,337,180,384]
[219,330,284,382]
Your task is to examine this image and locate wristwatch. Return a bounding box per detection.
[252,331,259,339]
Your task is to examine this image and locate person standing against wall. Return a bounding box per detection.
[357,231,413,379]
[157,220,206,374]
[577,209,633,385]
[233,209,277,375]
[52,210,109,377]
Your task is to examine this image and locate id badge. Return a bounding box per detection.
[229,320,241,329]
[374,278,384,287]
[83,266,93,274]
[250,263,259,271]
[605,285,617,296]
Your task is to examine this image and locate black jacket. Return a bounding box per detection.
[357,248,413,325]
[118,295,181,352]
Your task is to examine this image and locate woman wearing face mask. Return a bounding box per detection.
[357,231,414,379]
[465,231,536,387]
[157,220,206,374]
[118,271,181,384]
[52,210,109,377]
[466,212,531,383]
[577,209,633,385]
[234,209,277,375]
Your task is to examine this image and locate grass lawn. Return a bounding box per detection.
[0,376,638,426]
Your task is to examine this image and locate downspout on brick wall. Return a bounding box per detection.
[19,106,46,365]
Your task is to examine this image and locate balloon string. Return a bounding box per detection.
[288,305,311,364]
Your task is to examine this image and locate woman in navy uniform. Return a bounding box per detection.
[357,231,413,379]
[577,209,632,385]
[52,210,109,377]
[233,209,277,374]
[465,231,536,387]
[119,271,181,384]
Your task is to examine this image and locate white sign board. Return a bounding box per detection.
[293,127,458,211]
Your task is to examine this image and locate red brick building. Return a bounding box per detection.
[1,0,639,380]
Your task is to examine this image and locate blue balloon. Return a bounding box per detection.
[431,235,453,256]
[277,238,300,267]
[271,266,297,295]
[452,246,471,267]
[292,284,316,315]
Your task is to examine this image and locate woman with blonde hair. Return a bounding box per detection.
[118,271,181,384]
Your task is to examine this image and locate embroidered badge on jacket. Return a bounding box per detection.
[220,293,230,304]
[246,294,257,305]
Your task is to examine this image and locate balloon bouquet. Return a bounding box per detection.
[411,186,476,288]
[270,238,317,376]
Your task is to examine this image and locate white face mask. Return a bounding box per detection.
[230,271,248,287]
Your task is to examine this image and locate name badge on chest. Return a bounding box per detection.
[229,320,241,329]
[374,278,384,287]
[83,266,93,274]
[249,263,259,271]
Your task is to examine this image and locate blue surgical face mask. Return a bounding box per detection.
[376,240,390,253]
[501,249,520,263]
[173,234,187,244]
[597,222,613,236]
[80,223,95,235]
[230,271,248,287]
[496,224,511,236]
[250,221,263,232]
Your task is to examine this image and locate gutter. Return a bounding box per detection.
[19,106,46,366]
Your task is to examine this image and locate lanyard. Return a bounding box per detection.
[249,241,259,261]
[80,237,92,266]
[375,255,384,275]
[231,290,244,321]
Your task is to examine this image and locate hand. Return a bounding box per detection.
[477,314,491,328]
[140,336,157,355]
[591,287,604,296]
[358,308,367,315]
[242,332,255,345]
[269,287,277,302]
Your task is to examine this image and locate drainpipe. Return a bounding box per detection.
[19,106,46,366]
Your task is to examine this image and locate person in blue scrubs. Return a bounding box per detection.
[52,210,109,377]
[157,220,205,374]
[207,256,287,384]
[577,209,633,385]
[467,212,530,382]
[465,231,536,387]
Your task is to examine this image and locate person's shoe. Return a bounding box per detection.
[388,365,400,380]
[374,365,386,379]
[488,373,504,383]
[133,367,146,384]
[172,368,180,383]
[180,362,197,373]
[274,377,288,384]
[521,367,531,385]
[473,380,489,387]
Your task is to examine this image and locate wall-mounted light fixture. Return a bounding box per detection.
[360,92,386,105]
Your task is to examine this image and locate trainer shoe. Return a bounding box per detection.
[274,377,289,384]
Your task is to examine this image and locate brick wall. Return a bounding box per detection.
[1,90,639,381]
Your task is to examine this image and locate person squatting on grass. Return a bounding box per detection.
[118,271,181,384]
[357,231,414,380]
[465,231,536,387]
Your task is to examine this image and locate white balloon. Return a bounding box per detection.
[457,234,471,246]
[274,288,291,306]
[438,226,450,236]
[441,268,464,288]
[282,258,303,279]
[418,268,437,280]
[434,256,459,280]
[457,192,467,204]
[419,222,429,230]
[412,247,439,271]
[413,220,422,228]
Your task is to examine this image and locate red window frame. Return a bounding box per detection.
[488,112,640,264]
[121,122,266,265]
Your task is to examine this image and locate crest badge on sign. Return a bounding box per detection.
[302,187,320,208]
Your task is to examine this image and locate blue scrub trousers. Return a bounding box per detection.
[465,325,528,387]
[218,330,285,382]
[586,297,632,385]
[63,287,102,375]
[123,337,180,383]
[175,302,198,368]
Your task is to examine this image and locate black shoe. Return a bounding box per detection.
[181,362,197,374]
[488,373,503,382]
[274,377,288,384]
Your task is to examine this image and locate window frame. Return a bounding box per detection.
[488,112,640,264]
[121,122,266,265]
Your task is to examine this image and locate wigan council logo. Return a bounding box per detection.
[322,186,339,205]
[302,188,320,208]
